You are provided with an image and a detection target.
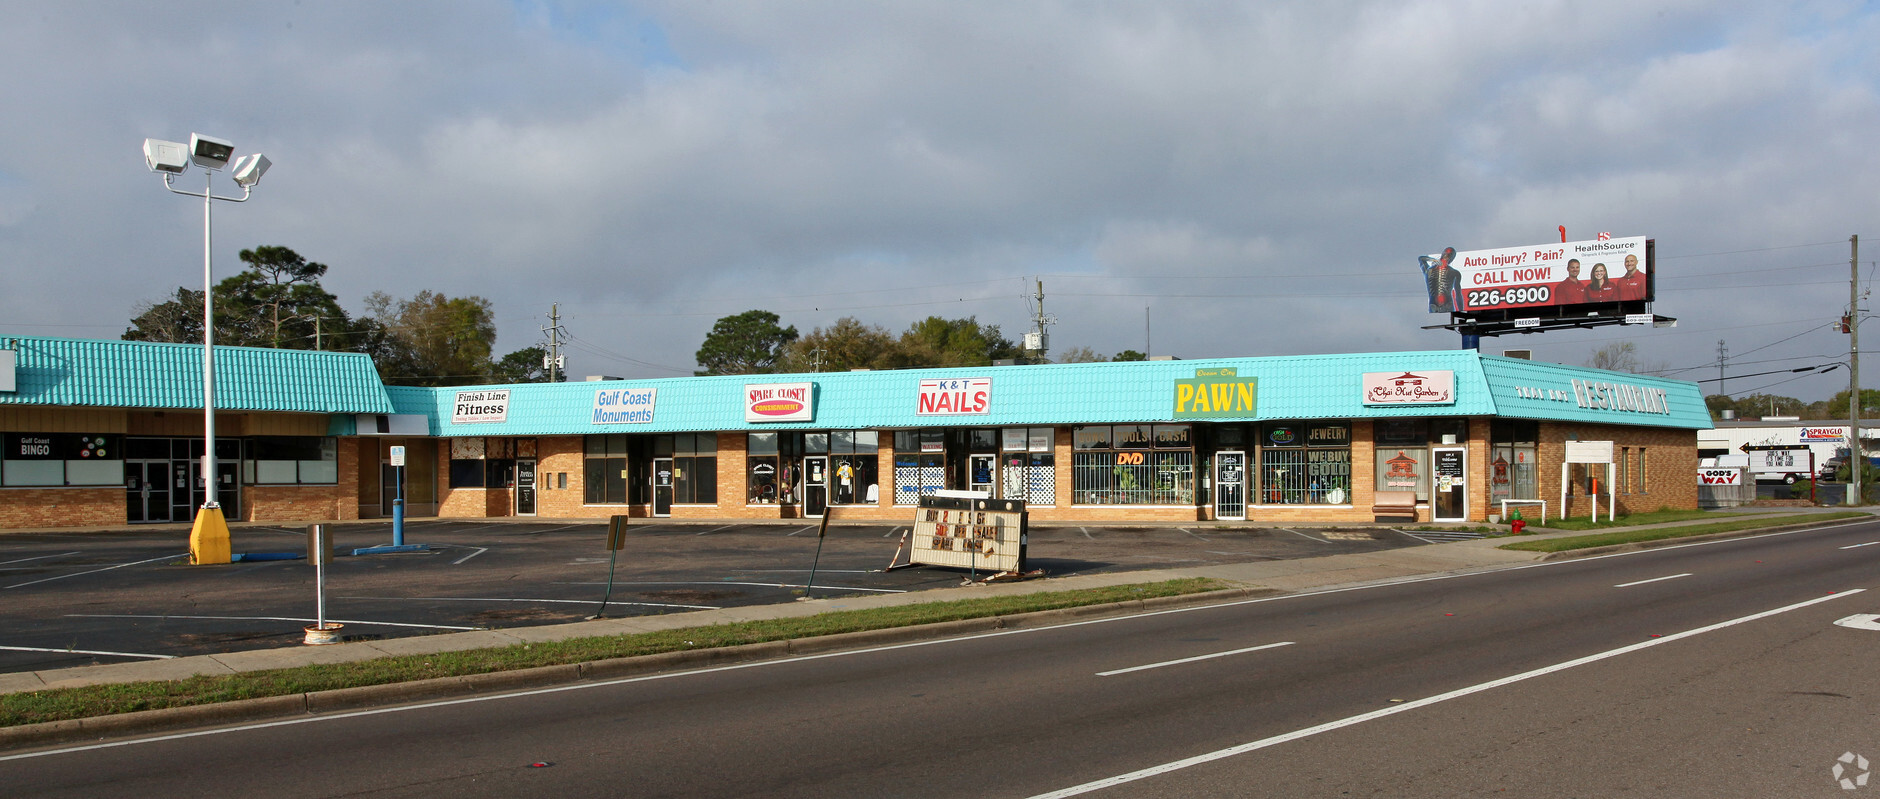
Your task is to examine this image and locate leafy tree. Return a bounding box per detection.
[777,317,897,372]
[1112,349,1148,362]
[1818,388,1880,419]
[1055,346,1105,364]
[123,287,205,343]
[885,316,1017,368]
[365,290,500,386]
[696,310,799,376]
[220,246,349,349]
[491,345,565,383]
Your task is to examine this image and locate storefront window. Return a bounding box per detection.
[1002,427,1056,504]
[1260,421,1350,505]
[1,433,124,486]
[246,436,338,485]
[829,430,878,505]
[450,437,487,489]
[669,433,717,505]
[1489,420,1539,505]
[1071,424,1192,505]
[748,432,780,504]
[583,434,629,504]
[892,429,945,505]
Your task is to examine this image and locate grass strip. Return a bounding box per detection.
[1498,512,1867,553]
[0,578,1225,728]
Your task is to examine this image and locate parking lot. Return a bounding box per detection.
[0,518,1441,675]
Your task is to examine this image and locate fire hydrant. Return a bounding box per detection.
[1509,508,1526,535]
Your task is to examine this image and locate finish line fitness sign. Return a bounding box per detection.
[452,390,509,424]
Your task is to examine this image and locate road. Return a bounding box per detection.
[4,519,1878,797]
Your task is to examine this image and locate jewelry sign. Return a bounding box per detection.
[910,495,1027,573]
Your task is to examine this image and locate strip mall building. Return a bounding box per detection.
[0,336,1709,529]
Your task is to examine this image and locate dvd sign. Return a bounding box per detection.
[745,382,814,422]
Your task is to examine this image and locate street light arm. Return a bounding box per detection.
[160,172,253,203]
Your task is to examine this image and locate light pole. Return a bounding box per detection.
[143,134,271,565]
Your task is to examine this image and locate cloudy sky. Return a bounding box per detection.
[3,1,1877,401]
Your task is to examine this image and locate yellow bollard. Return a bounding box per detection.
[189,506,232,565]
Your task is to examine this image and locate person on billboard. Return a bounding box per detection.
[1555,259,1587,305]
[1419,247,1464,313]
[1585,262,1619,302]
[1615,253,1646,301]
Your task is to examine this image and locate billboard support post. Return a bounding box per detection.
[1851,234,1862,507]
[799,510,832,601]
[590,514,628,619]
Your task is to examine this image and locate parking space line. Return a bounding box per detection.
[1614,573,1692,588]
[0,551,79,567]
[338,596,720,611]
[3,552,183,590]
[786,525,819,537]
[0,644,176,660]
[450,546,490,565]
[884,527,904,538]
[1081,527,1095,540]
[1098,641,1293,677]
[66,614,480,631]
[562,580,906,594]
[697,525,736,536]
[1840,541,1879,549]
[1177,527,1209,541]
[1280,528,1331,543]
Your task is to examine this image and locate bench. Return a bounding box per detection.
[1372,491,1418,523]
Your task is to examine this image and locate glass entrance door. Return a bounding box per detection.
[516,459,537,516]
[804,456,828,517]
[1432,446,1467,522]
[174,460,240,522]
[124,461,170,523]
[652,457,674,517]
[1214,451,1246,521]
[969,454,996,497]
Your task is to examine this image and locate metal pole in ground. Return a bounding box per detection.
[591,515,628,619]
[800,510,832,601]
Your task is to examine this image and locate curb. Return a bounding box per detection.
[0,587,1273,752]
[1533,515,1866,560]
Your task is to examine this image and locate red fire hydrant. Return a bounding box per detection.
[1510,509,1527,535]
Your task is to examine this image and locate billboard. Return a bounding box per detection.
[1421,235,1650,314]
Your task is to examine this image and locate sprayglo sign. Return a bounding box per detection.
[1801,427,1847,442]
[745,382,813,422]
[1420,235,1649,314]
[452,390,509,424]
[1363,371,1456,405]
[592,387,657,425]
[1173,369,1258,419]
[917,378,991,415]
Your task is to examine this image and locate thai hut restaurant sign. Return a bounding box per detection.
[1363,371,1455,405]
[745,382,814,422]
[592,387,657,424]
[452,390,510,424]
[917,378,991,415]
[1174,368,1259,419]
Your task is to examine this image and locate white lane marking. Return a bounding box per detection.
[0,645,175,660]
[1281,528,1331,544]
[1614,573,1693,588]
[64,614,479,631]
[451,547,490,565]
[786,525,818,537]
[337,595,720,610]
[9,523,1871,763]
[1834,614,1880,630]
[1839,541,1880,549]
[697,525,737,536]
[1098,642,1294,677]
[557,580,906,594]
[1395,530,1444,545]
[3,552,184,590]
[1177,528,1209,541]
[1026,590,1866,798]
[0,551,79,566]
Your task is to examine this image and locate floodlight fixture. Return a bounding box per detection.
[144,139,190,174]
[189,133,235,170]
[230,153,271,187]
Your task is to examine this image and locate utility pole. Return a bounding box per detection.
[542,304,566,383]
[1145,305,1152,358]
[1851,235,1862,505]
[1022,279,1056,363]
[1715,340,1728,397]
